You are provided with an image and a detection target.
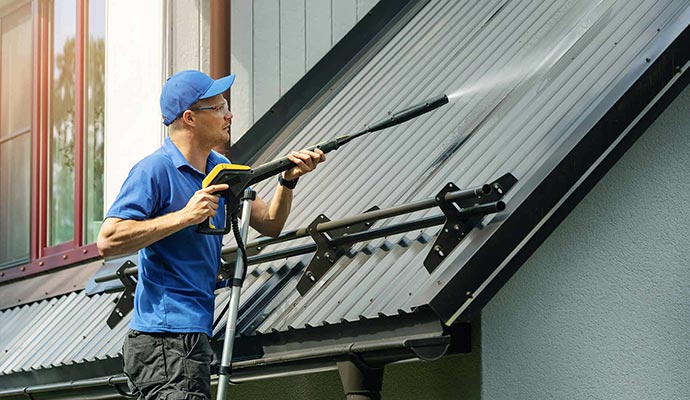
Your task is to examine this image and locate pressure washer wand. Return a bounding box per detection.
[198,94,449,235]
[247,94,449,186]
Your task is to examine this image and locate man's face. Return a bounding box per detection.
[191,94,233,147]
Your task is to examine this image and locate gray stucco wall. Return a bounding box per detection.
[482,84,690,399]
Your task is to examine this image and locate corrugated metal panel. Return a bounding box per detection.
[0,292,126,375]
[0,259,304,375]
[233,0,690,333]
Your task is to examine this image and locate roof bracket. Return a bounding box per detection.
[296,207,379,295]
[106,260,137,329]
[424,173,518,273]
[218,245,263,281]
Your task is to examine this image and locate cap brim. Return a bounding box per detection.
[201,73,236,99]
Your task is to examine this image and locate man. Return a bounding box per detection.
[97,70,325,399]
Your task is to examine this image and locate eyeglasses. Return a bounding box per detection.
[189,101,229,114]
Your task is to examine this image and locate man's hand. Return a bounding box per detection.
[97,183,231,257]
[249,149,325,237]
[179,184,229,225]
[283,149,326,181]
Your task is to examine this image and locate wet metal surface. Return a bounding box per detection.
[240,0,690,334]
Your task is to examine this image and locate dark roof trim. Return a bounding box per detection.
[227,307,456,368]
[0,260,102,311]
[0,375,125,400]
[231,0,429,165]
[0,357,122,392]
[0,308,468,397]
[428,18,690,324]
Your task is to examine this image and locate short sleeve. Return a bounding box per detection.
[105,156,168,221]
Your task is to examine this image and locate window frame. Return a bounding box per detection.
[0,0,101,283]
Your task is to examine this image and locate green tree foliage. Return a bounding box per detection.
[50,36,76,244]
[50,34,105,244]
[86,36,105,242]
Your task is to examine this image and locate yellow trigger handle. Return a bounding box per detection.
[202,164,251,187]
[198,163,252,235]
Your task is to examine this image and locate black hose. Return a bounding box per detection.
[231,212,248,281]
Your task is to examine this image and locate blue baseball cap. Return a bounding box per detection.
[160,70,236,126]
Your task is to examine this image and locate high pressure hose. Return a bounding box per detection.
[230,212,248,282]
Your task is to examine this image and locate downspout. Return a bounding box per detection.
[337,360,384,400]
[210,0,232,159]
[161,0,173,142]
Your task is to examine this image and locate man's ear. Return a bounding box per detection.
[181,109,195,126]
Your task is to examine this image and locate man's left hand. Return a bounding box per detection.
[284,149,326,181]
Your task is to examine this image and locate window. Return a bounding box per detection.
[0,0,105,280]
[0,3,32,269]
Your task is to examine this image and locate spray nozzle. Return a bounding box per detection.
[363,94,449,134]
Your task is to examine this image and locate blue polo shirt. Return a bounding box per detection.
[106,137,227,337]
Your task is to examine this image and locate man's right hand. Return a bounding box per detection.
[180,184,229,225]
[97,184,231,257]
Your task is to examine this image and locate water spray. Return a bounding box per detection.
[445,42,577,103]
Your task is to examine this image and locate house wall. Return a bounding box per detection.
[230,0,379,139]
[481,84,690,398]
[104,0,165,209]
[104,0,378,208]
[104,0,212,208]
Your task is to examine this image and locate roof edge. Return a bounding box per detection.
[0,308,471,397]
[0,259,102,311]
[429,14,690,324]
[227,307,450,365]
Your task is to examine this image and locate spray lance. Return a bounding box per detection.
[198,93,450,235]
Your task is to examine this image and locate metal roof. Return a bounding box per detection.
[236,0,690,333]
[2,0,690,382]
[0,291,125,376]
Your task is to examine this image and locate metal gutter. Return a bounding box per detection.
[0,376,127,398]
[0,311,455,398]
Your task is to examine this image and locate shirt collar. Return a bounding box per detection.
[206,149,228,172]
[162,136,194,171]
[163,136,228,175]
